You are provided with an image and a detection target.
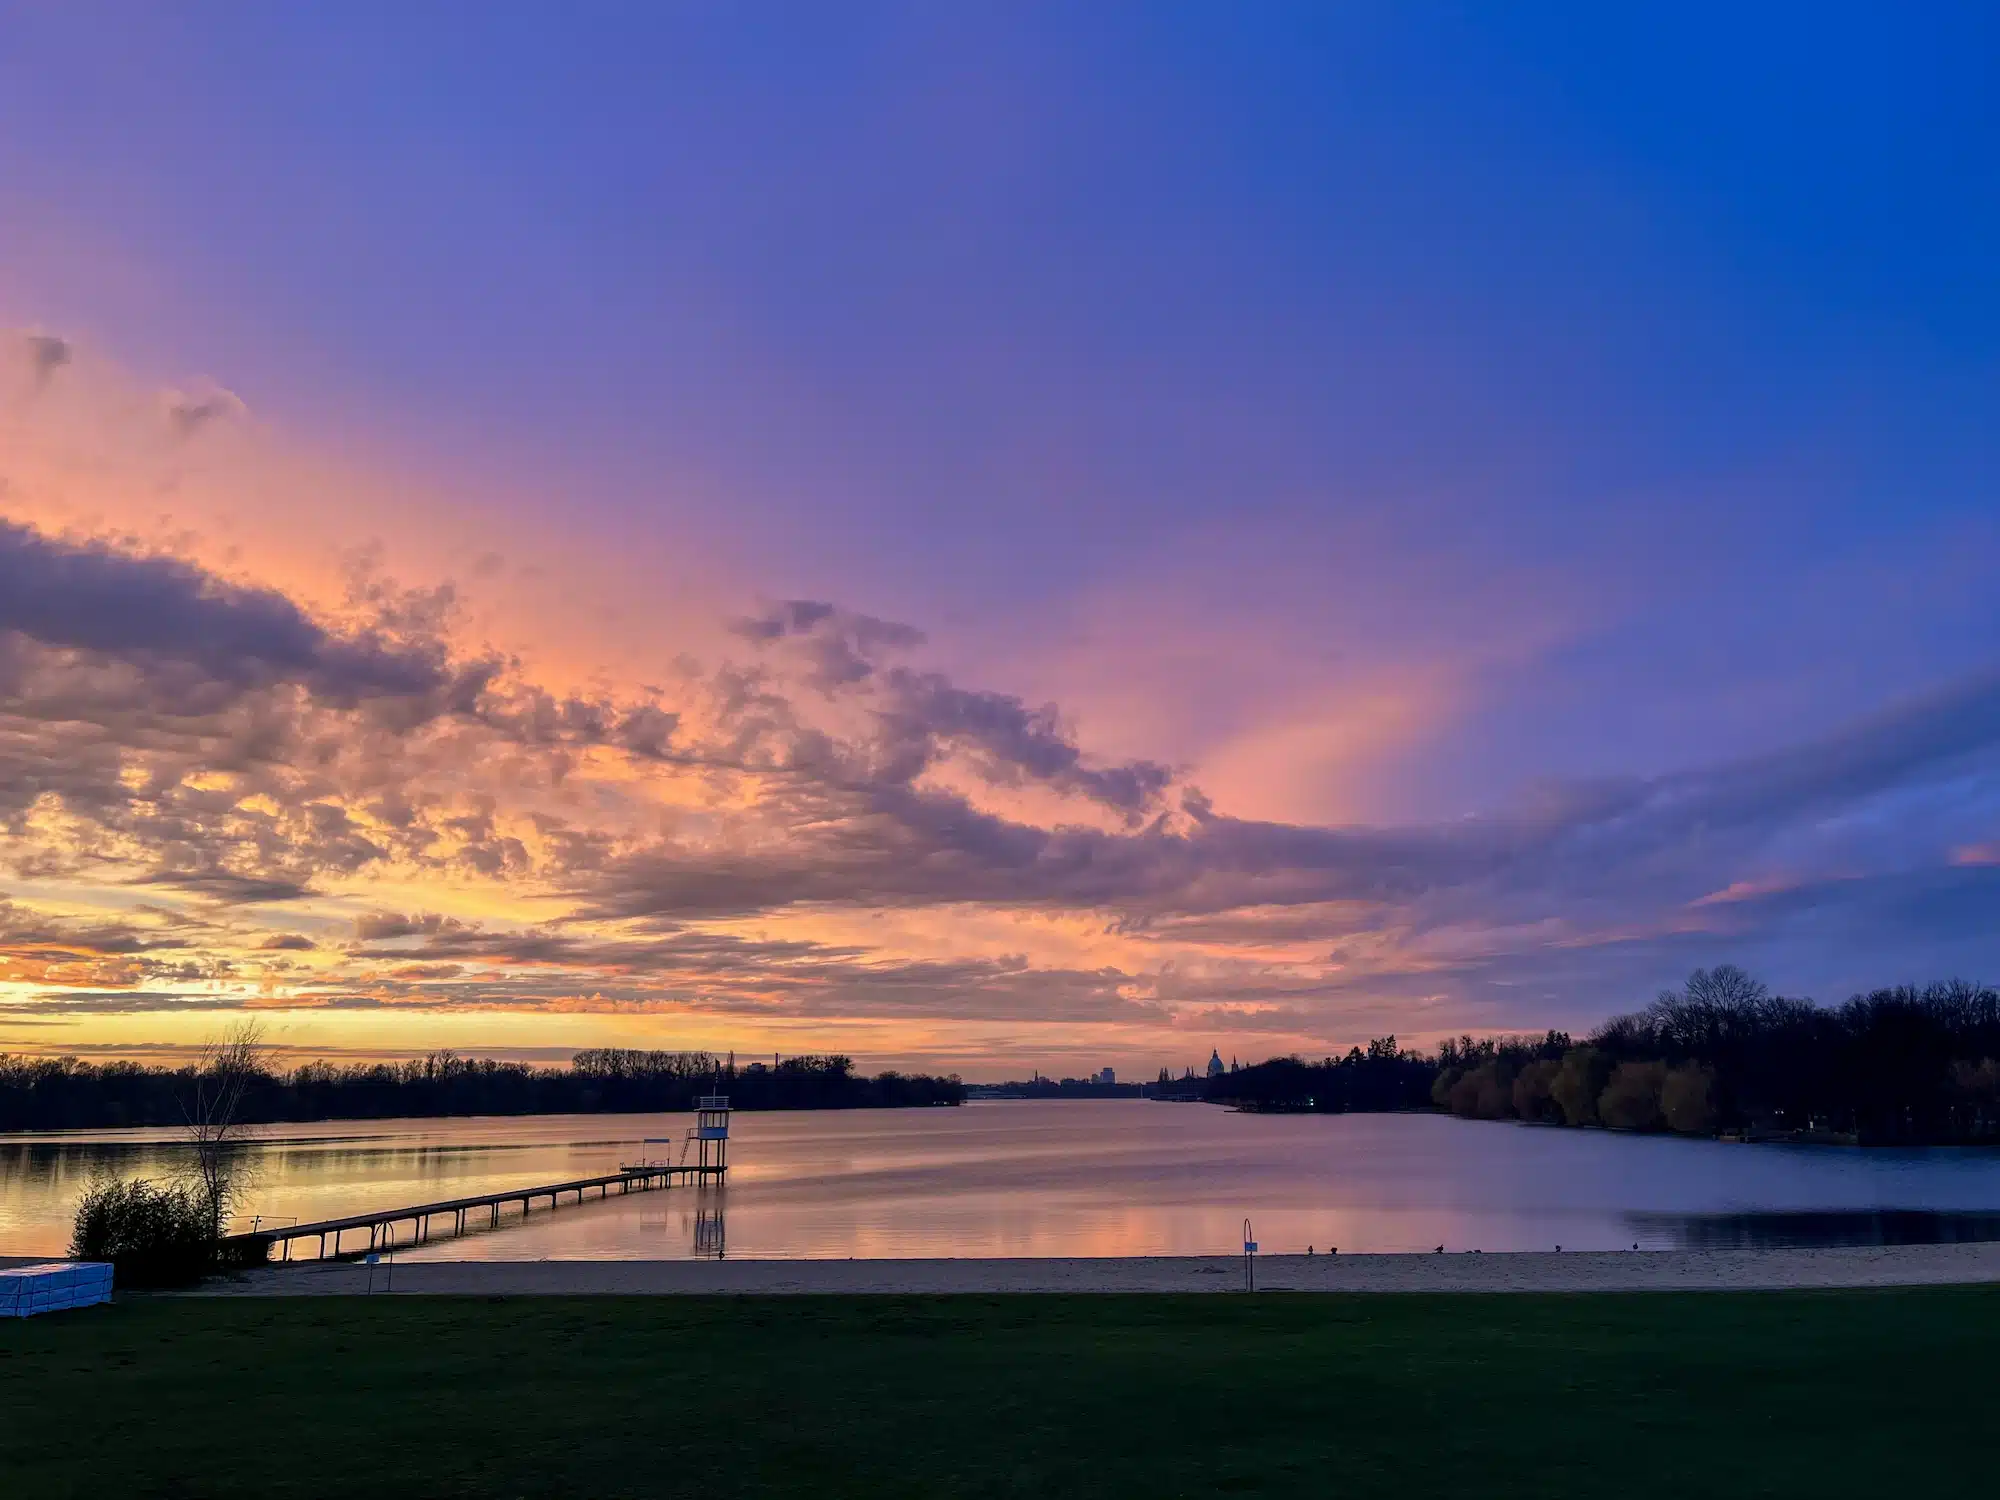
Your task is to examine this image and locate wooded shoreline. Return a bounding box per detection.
[0,1048,963,1133]
[1206,969,2000,1147]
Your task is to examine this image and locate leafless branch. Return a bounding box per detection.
[176,1020,267,1235]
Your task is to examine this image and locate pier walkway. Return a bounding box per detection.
[221,1163,722,1264]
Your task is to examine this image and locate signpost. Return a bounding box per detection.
[365,1224,397,1293]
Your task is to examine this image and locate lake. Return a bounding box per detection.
[5,1100,2000,1260]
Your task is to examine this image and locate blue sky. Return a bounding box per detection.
[0,4,1996,1071]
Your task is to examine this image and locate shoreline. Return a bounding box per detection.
[183,1241,2000,1296]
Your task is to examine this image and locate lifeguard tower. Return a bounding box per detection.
[690,1094,731,1176]
[633,1093,731,1179]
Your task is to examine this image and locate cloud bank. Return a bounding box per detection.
[0,500,1994,1071]
[3,329,1997,1070]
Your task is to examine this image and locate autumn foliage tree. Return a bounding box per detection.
[1598,1061,1668,1131]
[1423,969,2000,1144]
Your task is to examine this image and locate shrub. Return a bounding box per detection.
[1430,1068,1460,1110]
[1511,1059,1562,1123]
[1662,1063,1718,1134]
[1599,1061,1668,1131]
[70,1178,219,1287]
[1949,1058,2000,1138]
[1443,1061,1514,1120]
[1551,1047,1610,1126]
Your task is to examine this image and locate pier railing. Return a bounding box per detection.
[220,1160,723,1264]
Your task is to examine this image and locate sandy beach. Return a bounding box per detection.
[184,1242,2000,1297]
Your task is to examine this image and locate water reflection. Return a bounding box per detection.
[693,1200,727,1259]
[5,1102,2000,1259]
[1631,1209,2000,1249]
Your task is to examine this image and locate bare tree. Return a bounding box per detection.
[178,1021,267,1237]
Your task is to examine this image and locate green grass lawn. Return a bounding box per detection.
[2,1288,1992,1498]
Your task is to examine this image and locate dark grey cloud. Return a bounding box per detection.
[351,911,475,943]
[0,519,463,705]
[0,521,681,898]
[164,388,244,439]
[470,688,680,759]
[2,515,1997,1034]
[0,899,190,957]
[874,668,1173,813]
[136,871,313,905]
[1658,667,2000,833]
[730,599,926,688]
[0,990,231,1015]
[571,660,2000,951]
[21,333,70,389]
[307,907,1167,1026]
[349,915,857,974]
[730,599,839,642]
[730,596,1170,815]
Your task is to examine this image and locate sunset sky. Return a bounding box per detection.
[2,4,1998,1078]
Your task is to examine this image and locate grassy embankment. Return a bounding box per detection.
[2,1289,1992,1497]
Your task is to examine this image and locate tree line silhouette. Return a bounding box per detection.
[1199,1035,1441,1114]
[10,968,1999,1144]
[0,1048,963,1132]
[1212,969,2000,1144]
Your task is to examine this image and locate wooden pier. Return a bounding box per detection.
[221,1162,722,1264]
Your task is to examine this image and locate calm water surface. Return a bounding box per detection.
[5,1100,2000,1260]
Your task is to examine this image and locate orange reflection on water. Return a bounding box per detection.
[11,1100,2000,1261]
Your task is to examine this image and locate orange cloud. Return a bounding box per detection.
[1691,876,1802,907]
[8,330,2000,1078]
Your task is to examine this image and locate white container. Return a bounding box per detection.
[1,1261,114,1317]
